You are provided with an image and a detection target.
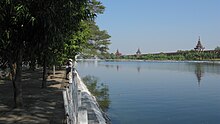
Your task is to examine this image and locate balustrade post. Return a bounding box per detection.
[78,107,88,124]
[78,90,82,107]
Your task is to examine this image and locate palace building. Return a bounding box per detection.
[115,49,122,56]
[194,36,205,51]
[136,48,141,55]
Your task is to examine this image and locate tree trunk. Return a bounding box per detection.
[29,59,36,71]
[15,49,23,107]
[42,55,47,88]
[53,65,55,76]
[59,65,62,70]
[9,63,17,107]
[10,49,23,108]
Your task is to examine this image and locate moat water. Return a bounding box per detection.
[77,60,220,124]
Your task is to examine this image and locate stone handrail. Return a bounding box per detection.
[63,65,109,124]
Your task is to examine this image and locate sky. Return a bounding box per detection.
[95,0,220,55]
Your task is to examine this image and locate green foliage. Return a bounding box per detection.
[122,50,220,61]
[1,0,108,65]
[0,0,35,66]
[88,0,105,14]
[82,75,110,112]
[215,46,220,50]
[81,21,111,59]
[0,0,107,106]
[104,53,116,59]
[58,0,111,60]
[64,21,91,59]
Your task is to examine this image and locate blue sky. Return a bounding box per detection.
[96,0,220,54]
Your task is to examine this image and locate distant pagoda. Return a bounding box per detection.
[115,49,122,56]
[194,36,205,51]
[136,48,141,55]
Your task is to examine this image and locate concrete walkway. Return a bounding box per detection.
[0,69,67,124]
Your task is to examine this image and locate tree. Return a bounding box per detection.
[75,0,111,59]
[64,21,91,59]
[82,21,111,58]
[88,0,105,14]
[215,46,220,50]
[0,0,36,107]
[0,0,96,107]
[27,0,95,88]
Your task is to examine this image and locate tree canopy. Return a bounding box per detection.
[81,21,111,59]
[0,0,110,107]
[215,46,220,50]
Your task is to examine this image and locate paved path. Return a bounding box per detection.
[0,69,67,124]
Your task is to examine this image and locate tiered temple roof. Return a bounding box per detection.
[136,48,141,55]
[115,49,122,56]
[194,37,205,51]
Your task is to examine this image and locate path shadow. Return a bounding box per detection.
[0,69,66,124]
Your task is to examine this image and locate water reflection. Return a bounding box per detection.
[77,61,220,124]
[194,63,205,86]
[79,61,220,86]
[77,60,99,67]
[98,61,220,86]
[116,65,119,71]
[137,66,141,73]
[82,75,111,112]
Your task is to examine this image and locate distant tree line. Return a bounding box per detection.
[111,49,220,61]
[0,0,110,108]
